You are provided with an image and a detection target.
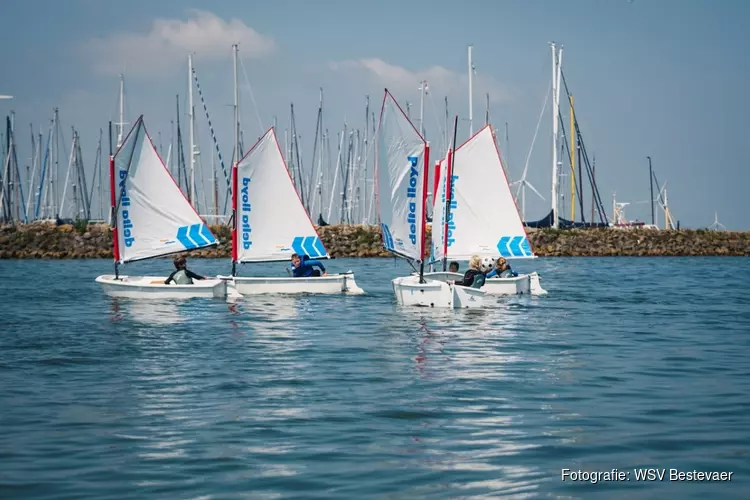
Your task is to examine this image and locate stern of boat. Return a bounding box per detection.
[393,275,483,308]
[341,271,365,295]
[452,284,485,308]
[528,272,548,295]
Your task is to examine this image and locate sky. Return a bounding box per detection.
[0,0,748,229]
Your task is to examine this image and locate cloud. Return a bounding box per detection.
[329,58,511,104]
[84,9,276,77]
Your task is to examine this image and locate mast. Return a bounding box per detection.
[444,97,448,157]
[175,95,182,189]
[90,128,103,220]
[59,129,75,219]
[1,116,11,222]
[577,120,583,222]
[569,94,576,221]
[25,124,36,220]
[188,54,195,205]
[108,121,119,278]
[34,119,52,220]
[166,121,173,176]
[362,95,369,224]
[52,108,60,218]
[443,115,459,271]
[309,88,323,220]
[212,148,218,218]
[72,131,79,219]
[647,156,654,225]
[591,154,596,224]
[468,45,474,137]
[291,104,306,211]
[116,74,125,149]
[419,80,427,138]
[418,142,430,283]
[550,43,562,228]
[327,127,344,223]
[485,93,490,126]
[231,43,239,276]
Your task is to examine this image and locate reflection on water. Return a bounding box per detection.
[126,300,185,325]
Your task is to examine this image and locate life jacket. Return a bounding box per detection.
[471,272,486,289]
[460,269,485,288]
[292,256,313,277]
[173,269,193,284]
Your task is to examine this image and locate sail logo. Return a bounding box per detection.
[240,177,252,249]
[446,175,458,247]
[435,172,447,254]
[407,156,418,245]
[119,169,135,247]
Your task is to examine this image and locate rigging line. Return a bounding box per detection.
[238,56,265,136]
[518,80,551,197]
[34,119,54,219]
[559,69,608,224]
[556,108,585,222]
[11,124,27,222]
[192,66,230,189]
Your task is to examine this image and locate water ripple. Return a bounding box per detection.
[0,257,749,499]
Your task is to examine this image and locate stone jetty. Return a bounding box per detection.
[0,222,748,259]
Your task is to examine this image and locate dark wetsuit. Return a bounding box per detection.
[164,269,205,285]
[454,269,485,288]
[290,256,326,277]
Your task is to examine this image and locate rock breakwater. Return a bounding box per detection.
[1,222,748,259]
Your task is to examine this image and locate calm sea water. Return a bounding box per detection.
[0,257,748,499]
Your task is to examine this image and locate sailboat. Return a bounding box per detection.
[95,116,226,299]
[214,44,361,296]
[218,127,364,295]
[377,89,484,309]
[426,125,546,296]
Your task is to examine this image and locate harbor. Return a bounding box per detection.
[1,2,748,499]
[1,222,748,259]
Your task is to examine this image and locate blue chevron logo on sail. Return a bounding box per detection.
[496,236,533,258]
[176,224,217,250]
[291,236,327,258]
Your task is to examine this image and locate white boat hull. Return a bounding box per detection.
[218,272,364,296]
[420,271,547,296]
[95,275,227,299]
[392,275,485,309]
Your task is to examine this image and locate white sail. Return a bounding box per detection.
[115,116,217,263]
[235,127,327,263]
[431,153,449,262]
[447,125,534,260]
[376,90,428,262]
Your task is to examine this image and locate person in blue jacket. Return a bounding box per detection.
[486,257,517,279]
[289,253,328,277]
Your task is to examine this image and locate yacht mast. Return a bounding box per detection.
[188,54,195,204]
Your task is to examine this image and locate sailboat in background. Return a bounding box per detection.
[218,127,363,295]
[376,89,484,309]
[427,125,547,296]
[95,116,226,298]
